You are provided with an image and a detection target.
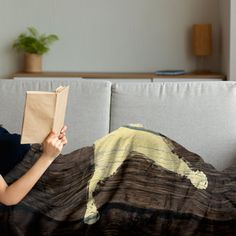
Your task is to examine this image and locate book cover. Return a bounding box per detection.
[21,86,69,144]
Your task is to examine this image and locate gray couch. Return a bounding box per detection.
[1,78,236,171]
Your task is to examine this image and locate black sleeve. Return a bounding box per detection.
[0,127,30,176]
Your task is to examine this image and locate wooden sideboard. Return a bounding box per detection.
[12,72,226,82]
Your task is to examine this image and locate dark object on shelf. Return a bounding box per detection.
[155,70,186,75]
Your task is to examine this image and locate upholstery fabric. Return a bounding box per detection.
[110,82,236,170]
[0,79,111,153]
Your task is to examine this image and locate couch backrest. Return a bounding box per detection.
[2,79,236,170]
[0,79,111,153]
[110,81,236,170]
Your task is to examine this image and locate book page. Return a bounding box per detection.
[53,86,69,135]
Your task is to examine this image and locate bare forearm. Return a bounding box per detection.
[0,154,53,205]
[0,127,67,206]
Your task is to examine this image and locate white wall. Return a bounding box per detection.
[219,0,230,79]
[0,0,220,78]
[229,0,236,81]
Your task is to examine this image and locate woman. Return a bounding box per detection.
[0,125,67,206]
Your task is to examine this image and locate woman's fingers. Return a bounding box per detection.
[60,125,67,134]
[55,135,67,146]
[44,131,57,143]
[55,138,64,150]
[58,133,65,140]
[61,136,68,145]
[42,126,67,160]
[58,125,67,140]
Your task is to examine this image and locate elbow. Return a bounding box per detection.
[0,197,21,206]
[3,201,19,206]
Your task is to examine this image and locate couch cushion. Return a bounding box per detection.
[0,79,111,153]
[110,81,236,170]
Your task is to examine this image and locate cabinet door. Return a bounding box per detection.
[87,78,152,83]
[153,77,223,82]
[13,77,83,80]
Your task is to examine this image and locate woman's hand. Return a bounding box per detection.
[58,125,67,140]
[0,125,68,206]
[42,126,68,162]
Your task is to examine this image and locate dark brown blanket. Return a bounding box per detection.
[0,126,236,235]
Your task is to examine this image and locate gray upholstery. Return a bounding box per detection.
[110,82,236,170]
[0,79,111,153]
[1,79,236,170]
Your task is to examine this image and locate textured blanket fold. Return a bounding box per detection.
[0,126,235,235]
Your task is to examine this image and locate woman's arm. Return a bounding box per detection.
[0,127,67,206]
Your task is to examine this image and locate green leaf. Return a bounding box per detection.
[27,27,39,38]
[13,27,59,55]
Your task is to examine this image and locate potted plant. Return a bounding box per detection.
[13,27,59,72]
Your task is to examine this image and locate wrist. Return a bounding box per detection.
[40,153,55,164]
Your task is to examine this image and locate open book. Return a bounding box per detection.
[21,86,69,144]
